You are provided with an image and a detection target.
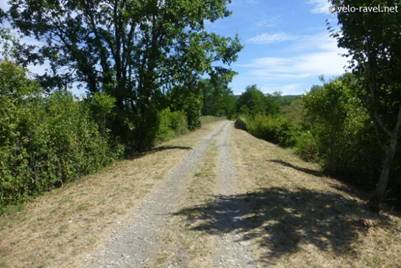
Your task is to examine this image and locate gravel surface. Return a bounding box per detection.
[213,122,256,268]
[83,121,228,268]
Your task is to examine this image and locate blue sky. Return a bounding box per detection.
[207,0,348,95]
[0,0,347,96]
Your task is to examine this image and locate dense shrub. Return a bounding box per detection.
[299,74,401,203]
[169,88,202,130]
[156,109,188,142]
[243,115,296,147]
[0,62,121,209]
[184,95,202,130]
[234,117,247,130]
[237,75,401,204]
[85,92,116,136]
[294,131,319,162]
[301,75,383,186]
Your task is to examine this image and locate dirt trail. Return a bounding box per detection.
[2,120,401,267]
[84,121,230,267]
[213,122,255,267]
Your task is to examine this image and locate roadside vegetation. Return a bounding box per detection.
[234,4,401,210]
[0,0,241,211]
[0,121,224,267]
[235,74,401,209]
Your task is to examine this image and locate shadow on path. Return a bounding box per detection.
[128,145,192,159]
[152,145,192,152]
[269,159,323,177]
[174,187,387,263]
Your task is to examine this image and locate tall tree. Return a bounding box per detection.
[330,0,401,209]
[201,67,236,118]
[4,0,241,151]
[236,85,278,116]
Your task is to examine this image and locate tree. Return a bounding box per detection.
[236,85,278,116]
[5,0,241,151]
[236,85,266,115]
[330,0,401,210]
[201,68,236,118]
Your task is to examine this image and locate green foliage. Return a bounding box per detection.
[169,88,202,130]
[331,0,401,206]
[185,95,203,130]
[85,92,116,135]
[242,115,296,147]
[236,85,279,116]
[133,104,161,151]
[236,74,401,200]
[156,109,188,143]
[6,0,241,150]
[234,88,301,148]
[0,62,120,209]
[236,85,267,115]
[279,96,304,125]
[201,69,237,118]
[301,74,385,187]
[234,117,247,130]
[293,131,319,162]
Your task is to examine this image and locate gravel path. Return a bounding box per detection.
[84,121,227,268]
[213,122,256,268]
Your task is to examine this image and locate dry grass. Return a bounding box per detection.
[230,128,401,267]
[200,115,225,125]
[0,121,223,268]
[3,122,400,268]
[152,143,219,268]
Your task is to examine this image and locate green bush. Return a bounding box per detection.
[245,115,296,147]
[85,92,116,136]
[0,62,121,209]
[302,74,388,189]
[234,117,247,130]
[156,108,188,143]
[294,131,319,162]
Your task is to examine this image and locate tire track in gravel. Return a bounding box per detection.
[213,122,256,268]
[84,121,229,268]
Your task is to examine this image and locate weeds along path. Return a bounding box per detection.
[84,121,229,268]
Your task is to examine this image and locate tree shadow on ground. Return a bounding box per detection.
[128,145,192,159]
[152,145,192,152]
[174,187,387,263]
[269,159,324,177]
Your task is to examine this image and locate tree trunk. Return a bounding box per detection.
[368,104,401,211]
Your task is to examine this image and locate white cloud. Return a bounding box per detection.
[240,32,348,80]
[247,32,297,44]
[307,0,332,14]
[255,16,280,28]
[0,1,9,11]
